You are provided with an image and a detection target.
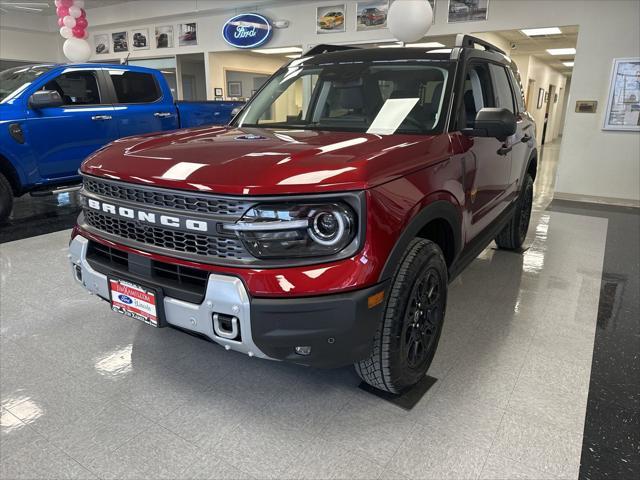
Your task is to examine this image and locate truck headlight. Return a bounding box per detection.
[223,202,356,259]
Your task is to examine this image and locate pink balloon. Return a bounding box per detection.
[72,26,86,38]
[57,17,65,27]
[63,15,76,28]
[75,16,87,29]
[60,0,73,7]
[56,6,69,17]
[55,0,62,7]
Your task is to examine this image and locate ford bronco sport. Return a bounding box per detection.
[69,35,537,394]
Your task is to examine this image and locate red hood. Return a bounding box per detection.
[81,126,451,195]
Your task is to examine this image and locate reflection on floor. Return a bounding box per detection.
[0,138,637,479]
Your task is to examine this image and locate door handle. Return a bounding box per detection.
[154,112,173,118]
[521,134,532,143]
[497,145,512,156]
[91,115,112,121]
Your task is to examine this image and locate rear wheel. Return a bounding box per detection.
[0,172,13,225]
[355,239,447,394]
[495,173,534,250]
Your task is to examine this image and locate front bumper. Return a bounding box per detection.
[69,236,387,368]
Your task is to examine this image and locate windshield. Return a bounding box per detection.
[234,60,452,134]
[0,65,52,103]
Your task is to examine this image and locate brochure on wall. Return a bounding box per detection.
[603,57,640,131]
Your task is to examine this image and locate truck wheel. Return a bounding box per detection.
[495,173,534,250]
[0,172,13,225]
[355,239,447,394]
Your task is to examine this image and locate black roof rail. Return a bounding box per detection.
[455,34,506,56]
[303,44,359,56]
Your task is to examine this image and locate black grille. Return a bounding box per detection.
[84,177,252,216]
[84,210,249,260]
[87,241,209,303]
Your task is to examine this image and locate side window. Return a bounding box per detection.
[109,71,161,103]
[507,67,525,112]
[43,71,101,105]
[459,63,494,129]
[489,64,515,113]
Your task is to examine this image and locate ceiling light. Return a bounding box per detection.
[285,54,302,59]
[521,27,562,36]
[405,42,446,48]
[251,47,303,55]
[563,61,574,67]
[547,48,576,56]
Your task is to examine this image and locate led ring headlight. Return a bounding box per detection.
[309,211,347,246]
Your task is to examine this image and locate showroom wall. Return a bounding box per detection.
[1,0,638,203]
[0,10,61,62]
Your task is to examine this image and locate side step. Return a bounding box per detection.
[30,185,82,197]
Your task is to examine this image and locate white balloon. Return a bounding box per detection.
[60,26,73,39]
[63,15,76,28]
[387,0,433,43]
[73,0,85,7]
[68,5,82,18]
[55,0,62,7]
[63,37,92,62]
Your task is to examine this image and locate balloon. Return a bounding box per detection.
[55,0,63,7]
[56,5,69,17]
[63,38,91,62]
[68,5,82,18]
[387,0,433,43]
[59,26,73,39]
[60,0,73,7]
[57,17,65,27]
[72,26,85,38]
[75,16,87,29]
[73,0,85,8]
[83,30,89,40]
[63,15,76,28]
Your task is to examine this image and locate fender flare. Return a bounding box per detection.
[378,199,462,282]
[0,151,26,195]
[522,148,538,182]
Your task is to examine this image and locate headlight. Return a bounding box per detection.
[223,202,356,259]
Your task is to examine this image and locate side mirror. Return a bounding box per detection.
[462,107,516,141]
[29,90,63,109]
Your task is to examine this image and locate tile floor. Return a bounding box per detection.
[0,208,607,479]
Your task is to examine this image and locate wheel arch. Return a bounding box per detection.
[379,198,462,282]
[0,153,23,196]
[524,148,538,181]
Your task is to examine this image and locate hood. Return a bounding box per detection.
[81,126,451,195]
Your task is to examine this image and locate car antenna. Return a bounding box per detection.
[120,53,130,65]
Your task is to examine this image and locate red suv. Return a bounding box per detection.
[70,36,536,394]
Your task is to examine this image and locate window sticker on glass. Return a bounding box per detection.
[367,98,420,135]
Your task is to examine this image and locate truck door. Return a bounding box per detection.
[105,69,179,137]
[23,68,118,180]
[457,62,511,241]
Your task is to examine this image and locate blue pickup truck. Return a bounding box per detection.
[0,63,243,223]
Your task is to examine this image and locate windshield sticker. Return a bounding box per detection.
[367,98,420,135]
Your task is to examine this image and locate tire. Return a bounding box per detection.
[355,239,448,394]
[495,173,534,250]
[0,172,13,225]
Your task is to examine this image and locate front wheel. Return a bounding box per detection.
[0,172,13,225]
[495,173,534,250]
[355,239,447,394]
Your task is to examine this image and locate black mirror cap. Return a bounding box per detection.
[462,107,517,141]
[29,90,63,109]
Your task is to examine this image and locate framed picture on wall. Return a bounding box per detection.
[317,4,346,34]
[132,28,149,50]
[227,81,242,98]
[94,34,110,54]
[603,57,640,131]
[356,1,388,31]
[179,22,197,46]
[537,88,545,109]
[112,31,129,53]
[447,0,489,23]
[155,25,174,49]
[214,88,223,97]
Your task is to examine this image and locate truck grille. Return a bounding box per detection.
[84,177,252,216]
[84,210,250,260]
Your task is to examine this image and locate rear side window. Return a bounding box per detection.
[43,71,101,105]
[489,64,515,113]
[109,70,161,103]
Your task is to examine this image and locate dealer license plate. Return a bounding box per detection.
[109,278,159,327]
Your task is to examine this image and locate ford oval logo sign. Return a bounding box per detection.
[222,13,272,49]
[118,294,133,305]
